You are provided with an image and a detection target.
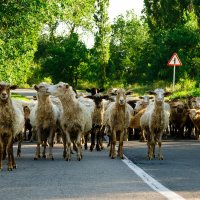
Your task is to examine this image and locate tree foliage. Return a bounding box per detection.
[0,0,49,85]
[1,0,200,91]
[93,0,111,87]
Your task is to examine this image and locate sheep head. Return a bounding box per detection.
[148,89,171,105]
[34,82,50,97]
[86,93,109,108]
[0,82,18,102]
[47,82,76,98]
[86,87,104,95]
[115,89,131,106]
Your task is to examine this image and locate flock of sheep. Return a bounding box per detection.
[0,81,199,171]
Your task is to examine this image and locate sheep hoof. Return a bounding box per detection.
[13,165,17,169]
[7,167,13,171]
[38,155,41,158]
[96,146,101,151]
[66,158,70,161]
[111,156,115,159]
[159,156,164,160]
[42,155,46,159]
[34,157,38,160]
[90,146,94,151]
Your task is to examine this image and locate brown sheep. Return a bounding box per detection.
[103,88,133,159]
[188,109,200,140]
[169,100,188,138]
[0,82,24,171]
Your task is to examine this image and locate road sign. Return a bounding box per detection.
[167,52,182,66]
[167,52,183,92]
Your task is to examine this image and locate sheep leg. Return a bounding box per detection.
[48,128,55,160]
[23,128,27,141]
[34,129,42,160]
[17,132,23,157]
[62,133,67,158]
[149,140,155,160]
[90,129,95,151]
[158,141,163,160]
[65,132,71,161]
[11,143,16,169]
[118,131,124,159]
[0,140,3,171]
[28,128,32,141]
[96,128,101,151]
[76,132,82,161]
[110,131,116,159]
[7,136,14,171]
[84,134,88,150]
[42,140,47,158]
[146,132,151,159]
[100,126,105,150]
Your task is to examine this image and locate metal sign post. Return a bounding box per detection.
[167,52,182,92]
[172,64,176,92]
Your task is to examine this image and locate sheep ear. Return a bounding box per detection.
[86,89,91,93]
[102,95,109,100]
[64,84,69,89]
[34,85,39,91]
[126,91,132,95]
[110,92,117,96]
[33,95,37,100]
[164,92,172,97]
[10,85,18,90]
[148,91,156,95]
[85,95,94,99]
[196,111,200,115]
[99,88,105,92]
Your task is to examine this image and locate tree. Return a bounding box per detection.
[93,0,111,88]
[109,11,149,85]
[34,33,90,87]
[0,1,49,85]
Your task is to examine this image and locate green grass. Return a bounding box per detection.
[11,93,30,101]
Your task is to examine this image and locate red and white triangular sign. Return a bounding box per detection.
[167,52,182,66]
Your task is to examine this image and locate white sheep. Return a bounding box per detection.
[0,82,24,171]
[140,88,171,160]
[30,82,60,160]
[103,88,133,159]
[47,82,92,161]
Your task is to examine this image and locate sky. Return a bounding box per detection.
[109,0,144,22]
[83,0,144,47]
[57,1,144,47]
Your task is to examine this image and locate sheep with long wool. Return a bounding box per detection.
[103,88,133,159]
[0,82,24,171]
[47,82,92,161]
[30,82,60,160]
[140,88,171,160]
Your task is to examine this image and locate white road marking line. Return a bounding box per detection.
[122,154,185,200]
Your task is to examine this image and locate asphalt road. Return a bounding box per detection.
[0,142,166,200]
[123,139,200,200]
